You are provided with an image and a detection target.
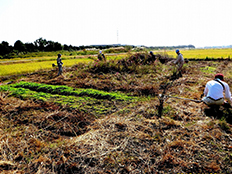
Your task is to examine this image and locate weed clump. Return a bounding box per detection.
[88,52,173,74]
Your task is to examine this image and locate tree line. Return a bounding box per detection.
[0,37,121,58]
[147,45,195,50]
[0,37,195,58]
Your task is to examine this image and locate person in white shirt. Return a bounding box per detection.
[202,73,232,106]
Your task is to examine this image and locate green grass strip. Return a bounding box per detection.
[0,84,131,116]
[10,81,134,101]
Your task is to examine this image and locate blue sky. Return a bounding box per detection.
[0,0,231,48]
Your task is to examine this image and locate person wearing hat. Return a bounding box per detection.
[202,73,232,106]
[57,53,63,76]
[174,49,184,76]
[168,49,184,77]
[98,50,106,61]
[149,51,156,60]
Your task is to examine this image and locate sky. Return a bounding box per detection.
[0,0,231,48]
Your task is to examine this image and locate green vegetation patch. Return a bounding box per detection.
[200,66,216,73]
[10,81,134,101]
[0,81,136,116]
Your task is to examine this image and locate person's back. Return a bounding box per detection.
[204,79,224,100]
[57,57,61,66]
[174,50,184,67]
[202,73,232,106]
[98,50,103,61]
[102,53,106,61]
[98,50,106,61]
[98,54,103,61]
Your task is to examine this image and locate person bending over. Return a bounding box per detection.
[202,73,232,107]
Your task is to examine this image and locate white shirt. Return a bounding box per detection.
[204,78,232,104]
[174,53,184,64]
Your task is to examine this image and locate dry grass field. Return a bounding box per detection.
[0,52,232,173]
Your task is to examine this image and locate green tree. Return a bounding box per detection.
[0,41,11,55]
[34,37,47,51]
[45,41,55,51]
[63,44,69,50]
[25,43,37,52]
[14,40,26,52]
[54,42,62,51]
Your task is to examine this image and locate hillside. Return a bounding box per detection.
[0,53,232,173]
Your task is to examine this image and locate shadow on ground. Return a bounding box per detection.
[204,106,232,125]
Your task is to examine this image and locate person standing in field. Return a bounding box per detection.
[150,51,156,61]
[202,73,232,107]
[57,53,63,76]
[98,50,106,61]
[173,49,184,77]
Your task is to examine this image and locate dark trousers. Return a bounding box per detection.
[58,65,63,75]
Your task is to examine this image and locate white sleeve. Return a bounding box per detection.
[224,83,232,104]
[204,83,209,96]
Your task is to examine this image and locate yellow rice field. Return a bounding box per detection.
[0,48,231,76]
[0,58,92,76]
[0,54,126,76]
[162,48,232,59]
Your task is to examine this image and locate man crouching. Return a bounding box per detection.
[202,73,232,108]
